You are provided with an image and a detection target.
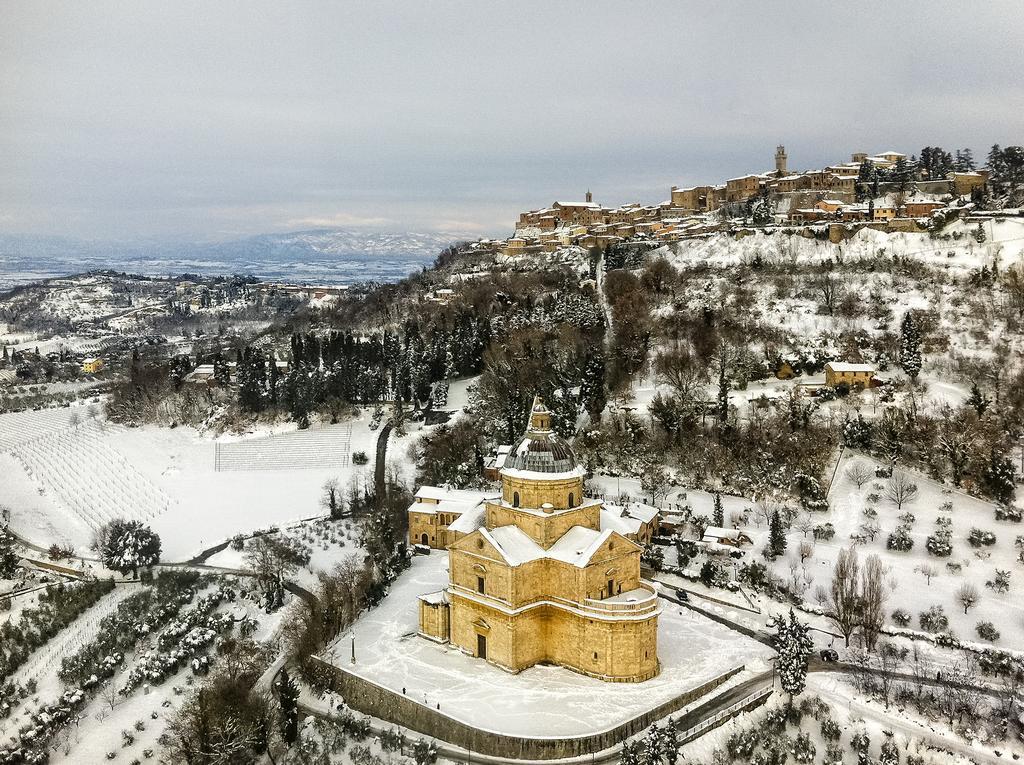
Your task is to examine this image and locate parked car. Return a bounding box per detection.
[819,648,839,662]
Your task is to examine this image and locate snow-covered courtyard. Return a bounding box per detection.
[323,552,773,737]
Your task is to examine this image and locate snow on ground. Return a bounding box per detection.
[205,517,366,590]
[323,552,772,737]
[678,678,996,765]
[664,218,1024,272]
[771,450,1024,649]
[0,407,381,560]
[443,375,479,413]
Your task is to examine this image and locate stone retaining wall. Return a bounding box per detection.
[312,656,743,760]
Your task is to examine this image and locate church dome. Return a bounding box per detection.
[503,396,579,475]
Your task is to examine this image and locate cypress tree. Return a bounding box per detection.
[769,509,787,558]
[899,311,922,379]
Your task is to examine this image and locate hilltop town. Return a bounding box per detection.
[482,146,1001,258]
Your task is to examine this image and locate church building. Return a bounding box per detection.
[416,397,661,683]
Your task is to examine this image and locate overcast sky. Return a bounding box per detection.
[1,1,1022,242]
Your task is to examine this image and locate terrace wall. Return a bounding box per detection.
[311,656,743,759]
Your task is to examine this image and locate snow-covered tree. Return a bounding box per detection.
[768,509,787,558]
[712,493,724,527]
[899,312,922,379]
[96,519,161,577]
[276,668,300,744]
[770,608,813,701]
[0,515,20,579]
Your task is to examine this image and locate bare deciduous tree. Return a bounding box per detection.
[860,554,887,652]
[795,513,815,539]
[915,563,938,585]
[845,461,873,490]
[885,472,919,510]
[956,582,980,614]
[829,546,860,647]
[798,540,815,564]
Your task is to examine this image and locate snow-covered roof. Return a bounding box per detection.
[483,526,545,566]
[414,486,498,503]
[703,526,743,539]
[825,362,875,373]
[418,590,449,606]
[600,508,641,537]
[546,526,614,568]
[448,505,486,535]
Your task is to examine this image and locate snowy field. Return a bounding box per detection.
[324,552,772,737]
[773,450,1024,649]
[0,406,381,560]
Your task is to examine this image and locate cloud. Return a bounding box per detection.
[283,213,394,229]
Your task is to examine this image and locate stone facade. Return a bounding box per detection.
[416,396,661,683]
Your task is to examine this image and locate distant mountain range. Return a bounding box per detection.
[0,228,467,288]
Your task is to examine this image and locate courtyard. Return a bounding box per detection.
[323,552,773,737]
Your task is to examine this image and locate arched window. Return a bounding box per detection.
[512,491,520,507]
[568,492,575,507]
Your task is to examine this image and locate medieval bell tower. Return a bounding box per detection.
[775,145,787,176]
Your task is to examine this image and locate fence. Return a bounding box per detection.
[677,686,774,745]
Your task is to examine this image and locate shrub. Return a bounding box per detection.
[352,451,369,466]
[891,608,911,627]
[820,717,842,741]
[887,525,914,552]
[968,528,997,548]
[925,534,953,557]
[995,505,1022,522]
[976,621,1000,642]
[813,523,835,541]
[918,605,949,633]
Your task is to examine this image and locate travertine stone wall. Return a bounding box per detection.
[313,657,746,760]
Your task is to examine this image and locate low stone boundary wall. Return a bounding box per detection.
[311,656,743,760]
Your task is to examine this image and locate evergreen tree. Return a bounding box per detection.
[618,741,640,765]
[856,159,875,201]
[968,381,988,416]
[712,493,724,527]
[276,668,300,744]
[842,413,873,449]
[96,519,161,577]
[770,608,813,702]
[983,448,1017,504]
[892,156,915,194]
[267,350,280,408]
[768,509,787,558]
[0,519,20,579]
[955,148,976,172]
[716,365,730,423]
[899,311,922,379]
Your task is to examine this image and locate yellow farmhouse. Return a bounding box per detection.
[823,361,876,388]
[416,397,661,683]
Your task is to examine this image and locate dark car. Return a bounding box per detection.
[819,648,839,662]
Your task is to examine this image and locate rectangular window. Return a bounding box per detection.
[477,577,485,594]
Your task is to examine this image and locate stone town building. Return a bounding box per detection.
[725,175,762,203]
[408,486,500,550]
[416,397,661,682]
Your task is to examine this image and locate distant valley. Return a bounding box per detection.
[0,228,465,289]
